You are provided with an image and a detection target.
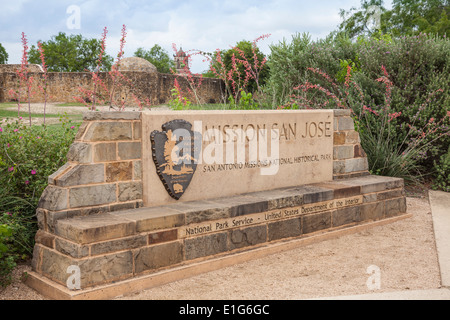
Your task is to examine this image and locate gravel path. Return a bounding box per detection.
[0,194,441,300]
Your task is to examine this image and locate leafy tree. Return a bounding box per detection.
[0,43,8,64]
[134,44,174,74]
[28,32,113,72]
[339,0,388,39]
[387,0,450,37]
[339,0,450,38]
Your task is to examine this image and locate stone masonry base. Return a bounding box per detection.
[26,175,409,300]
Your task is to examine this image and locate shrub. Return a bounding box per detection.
[0,115,79,285]
[268,33,450,187]
[433,146,450,192]
[0,222,16,288]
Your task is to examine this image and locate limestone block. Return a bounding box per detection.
[338,117,355,131]
[133,160,142,180]
[48,163,74,185]
[212,195,269,217]
[346,131,361,144]
[38,245,76,286]
[34,230,55,249]
[118,181,143,202]
[302,211,332,234]
[134,241,183,274]
[66,142,92,163]
[148,229,178,245]
[118,141,142,160]
[55,213,136,244]
[83,122,132,142]
[185,233,228,260]
[90,235,147,256]
[293,185,334,204]
[55,238,89,258]
[268,217,302,241]
[94,143,117,162]
[228,225,266,250]
[333,109,352,117]
[360,201,385,221]
[111,206,185,233]
[55,164,105,187]
[75,122,90,140]
[334,132,346,145]
[133,121,142,140]
[334,145,354,160]
[106,162,132,182]
[69,184,117,208]
[385,197,407,217]
[38,186,69,211]
[164,200,231,225]
[332,206,361,227]
[79,251,133,288]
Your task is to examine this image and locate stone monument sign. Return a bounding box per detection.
[143,110,334,207]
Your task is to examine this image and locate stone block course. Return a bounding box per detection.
[55,164,105,187]
[185,233,228,260]
[38,186,69,212]
[106,162,133,182]
[268,217,302,241]
[134,241,183,274]
[67,143,92,163]
[55,237,89,258]
[69,184,117,208]
[91,235,147,256]
[112,206,185,233]
[338,117,355,131]
[94,143,117,162]
[118,181,143,202]
[83,122,133,142]
[55,213,136,244]
[302,211,332,234]
[118,141,142,160]
[228,225,267,250]
[332,206,361,227]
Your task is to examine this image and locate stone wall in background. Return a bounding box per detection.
[0,65,225,106]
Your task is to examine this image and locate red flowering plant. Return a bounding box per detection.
[37,41,49,124]
[75,25,152,111]
[169,44,205,107]
[7,33,36,126]
[202,35,270,109]
[283,64,450,185]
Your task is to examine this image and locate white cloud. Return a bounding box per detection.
[1,0,392,72]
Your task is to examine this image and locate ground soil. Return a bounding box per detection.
[0,193,442,300]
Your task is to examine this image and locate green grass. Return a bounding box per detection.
[55,102,90,107]
[0,103,83,121]
[0,109,62,119]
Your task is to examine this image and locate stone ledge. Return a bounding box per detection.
[83,111,141,121]
[31,175,409,294]
[26,213,412,300]
[52,175,405,245]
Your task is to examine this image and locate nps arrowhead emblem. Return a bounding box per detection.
[151,120,202,200]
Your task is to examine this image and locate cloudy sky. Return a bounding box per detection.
[0,0,392,73]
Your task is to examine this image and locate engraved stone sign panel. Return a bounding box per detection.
[142,110,334,207]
